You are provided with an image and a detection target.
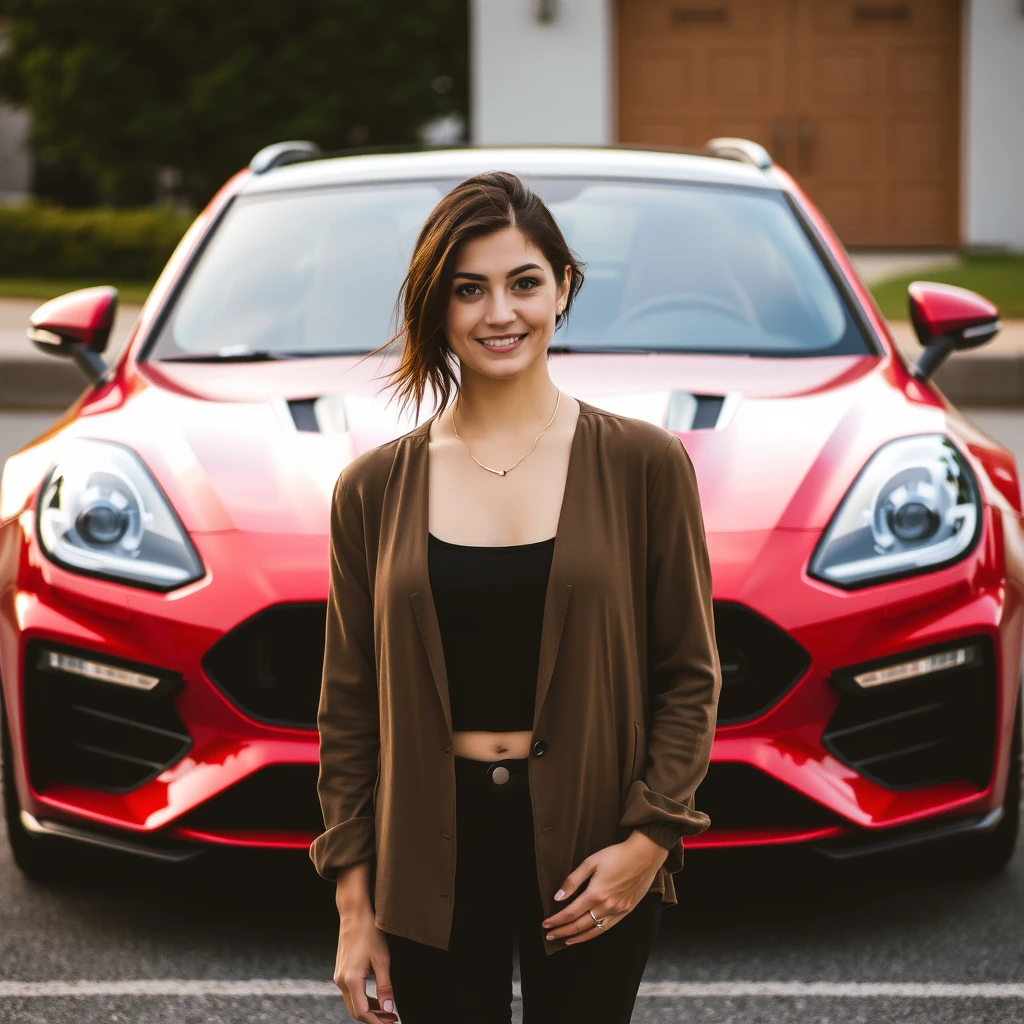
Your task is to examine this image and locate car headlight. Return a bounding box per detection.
[36,438,204,591]
[808,434,981,589]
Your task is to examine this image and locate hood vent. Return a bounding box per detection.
[282,396,349,434]
[666,390,740,431]
[287,398,320,432]
[280,391,739,434]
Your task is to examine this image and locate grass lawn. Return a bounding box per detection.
[0,278,154,306]
[867,254,1024,320]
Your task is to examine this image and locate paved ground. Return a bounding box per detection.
[1,764,1022,1023]
[848,250,961,285]
[0,298,141,363]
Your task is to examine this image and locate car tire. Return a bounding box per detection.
[947,678,1022,879]
[0,688,76,883]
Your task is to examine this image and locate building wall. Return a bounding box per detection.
[472,0,1023,251]
[0,104,30,203]
[963,0,1024,251]
[470,0,613,145]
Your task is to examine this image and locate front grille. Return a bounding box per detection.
[202,603,326,728]
[172,761,837,837]
[24,640,192,793]
[205,601,808,730]
[696,761,838,830]
[174,764,323,833]
[713,602,811,724]
[822,636,996,790]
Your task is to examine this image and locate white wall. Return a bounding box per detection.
[963,0,1024,251]
[0,105,30,203]
[470,0,613,145]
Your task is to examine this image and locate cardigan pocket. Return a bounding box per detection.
[622,720,644,807]
[631,720,645,782]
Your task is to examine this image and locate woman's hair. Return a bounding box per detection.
[366,170,586,423]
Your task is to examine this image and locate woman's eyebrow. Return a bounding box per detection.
[452,263,544,281]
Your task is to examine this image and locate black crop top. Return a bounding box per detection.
[427,532,555,732]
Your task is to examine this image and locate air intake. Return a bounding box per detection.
[822,635,996,790]
[24,640,192,793]
[713,602,811,724]
[202,603,327,728]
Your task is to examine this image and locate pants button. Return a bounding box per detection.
[490,765,510,784]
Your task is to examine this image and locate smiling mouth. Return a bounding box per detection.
[477,333,527,349]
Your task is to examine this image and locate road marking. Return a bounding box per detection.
[0,980,1023,999]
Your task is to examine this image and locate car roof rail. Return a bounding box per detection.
[704,137,772,171]
[249,141,323,174]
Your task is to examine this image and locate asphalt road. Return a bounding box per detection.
[2,406,1024,1023]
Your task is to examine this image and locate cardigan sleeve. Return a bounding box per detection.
[618,433,722,873]
[308,472,380,882]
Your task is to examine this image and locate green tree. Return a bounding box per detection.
[0,0,468,208]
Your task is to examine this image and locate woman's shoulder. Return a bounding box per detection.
[578,398,685,469]
[334,426,415,507]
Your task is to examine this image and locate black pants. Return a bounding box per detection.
[383,754,663,1023]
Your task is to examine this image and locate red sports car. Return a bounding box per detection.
[2,140,1020,881]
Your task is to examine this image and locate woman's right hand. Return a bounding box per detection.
[333,865,399,1023]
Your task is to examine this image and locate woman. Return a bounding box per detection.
[310,171,722,1023]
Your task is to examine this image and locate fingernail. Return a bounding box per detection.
[546,932,556,940]
[383,999,394,1013]
[554,889,565,900]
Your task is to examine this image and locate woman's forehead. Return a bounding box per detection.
[455,227,549,273]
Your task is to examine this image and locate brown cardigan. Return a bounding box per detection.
[310,397,721,955]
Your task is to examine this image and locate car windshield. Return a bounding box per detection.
[145,176,869,361]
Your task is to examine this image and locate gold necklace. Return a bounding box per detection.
[452,390,561,476]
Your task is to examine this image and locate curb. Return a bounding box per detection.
[926,355,1024,406]
[0,359,90,411]
[2,334,1024,412]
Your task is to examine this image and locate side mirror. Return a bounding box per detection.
[908,281,1000,382]
[27,286,117,385]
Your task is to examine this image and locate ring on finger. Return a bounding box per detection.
[588,909,605,930]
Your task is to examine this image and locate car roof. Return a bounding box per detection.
[240,145,779,196]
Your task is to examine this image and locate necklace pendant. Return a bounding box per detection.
[454,389,560,479]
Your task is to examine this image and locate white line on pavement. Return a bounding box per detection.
[0,980,1023,999]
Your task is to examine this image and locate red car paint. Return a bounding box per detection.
[1,150,1021,867]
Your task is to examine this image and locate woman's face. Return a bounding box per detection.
[444,227,570,380]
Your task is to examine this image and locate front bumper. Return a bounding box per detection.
[2,509,1021,862]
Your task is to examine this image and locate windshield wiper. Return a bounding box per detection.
[547,344,660,354]
[158,348,354,363]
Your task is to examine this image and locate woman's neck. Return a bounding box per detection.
[448,373,561,441]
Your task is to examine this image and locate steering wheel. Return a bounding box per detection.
[612,292,752,332]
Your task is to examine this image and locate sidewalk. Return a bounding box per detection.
[887,320,1024,405]
[0,298,141,409]
[2,297,1024,409]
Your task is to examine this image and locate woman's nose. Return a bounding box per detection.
[484,291,516,325]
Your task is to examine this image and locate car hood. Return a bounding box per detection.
[65,349,940,536]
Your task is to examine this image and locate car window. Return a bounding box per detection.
[549,181,858,352]
[145,176,869,361]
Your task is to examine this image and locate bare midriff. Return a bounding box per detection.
[452,728,534,761]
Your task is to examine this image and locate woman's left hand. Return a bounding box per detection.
[541,831,670,945]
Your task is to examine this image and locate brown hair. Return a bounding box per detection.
[365,170,586,423]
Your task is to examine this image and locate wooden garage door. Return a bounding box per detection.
[616,0,960,246]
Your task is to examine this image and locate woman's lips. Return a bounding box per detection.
[476,333,526,353]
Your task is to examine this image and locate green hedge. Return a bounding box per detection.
[0,201,193,280]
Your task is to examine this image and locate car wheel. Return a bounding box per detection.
[947,678,1022,879]
[0,689,75,883]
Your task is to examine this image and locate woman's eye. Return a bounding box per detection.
[514,277,540,290]
[455,283,481,297]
